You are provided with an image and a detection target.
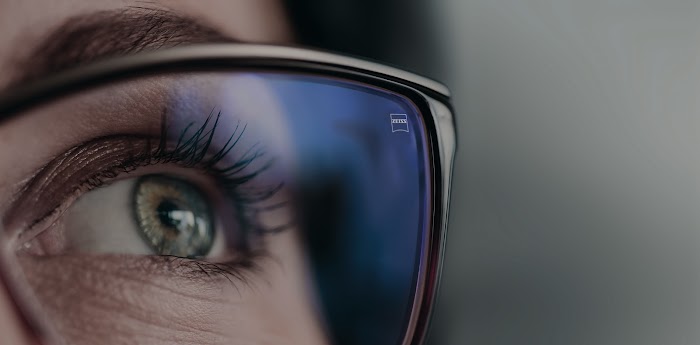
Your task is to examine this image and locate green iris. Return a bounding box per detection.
[132,175,214,258]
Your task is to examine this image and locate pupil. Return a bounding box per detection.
[157,199,184,231]
[134,175,214,257]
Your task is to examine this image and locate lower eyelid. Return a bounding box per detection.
[20,253,265,294]
[142,255,260,282]
[162,257,265,290]
[17,257,253,325]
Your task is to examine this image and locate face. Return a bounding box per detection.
[0,2,440,345]
[0,1,328,344]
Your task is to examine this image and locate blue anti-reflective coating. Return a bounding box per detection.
[258,73,431,345]
[5,70,432,345]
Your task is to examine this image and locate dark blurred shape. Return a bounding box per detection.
[284,0,442,78]
[285,2,447,344]
[288,1,700,345]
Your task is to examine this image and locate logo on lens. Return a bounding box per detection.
[390,114,409,133]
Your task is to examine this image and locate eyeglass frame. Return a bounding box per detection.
[0,44,457,345]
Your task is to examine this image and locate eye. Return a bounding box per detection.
[12,113,274,260]
[133,174,215,258]
[18,168,240,260]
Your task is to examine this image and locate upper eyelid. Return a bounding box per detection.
[4,135,157,237]
[3,110,274,242]
[0,78,170,197]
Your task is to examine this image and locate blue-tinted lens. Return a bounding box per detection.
[259,74,431,345]
[1,71,432,345]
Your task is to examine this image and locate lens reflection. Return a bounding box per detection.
[0,72,429,345]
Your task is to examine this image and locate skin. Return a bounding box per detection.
[0,1,329,344]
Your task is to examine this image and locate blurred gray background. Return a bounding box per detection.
[287,1,700,344]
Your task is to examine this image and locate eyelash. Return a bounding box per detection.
[123,110,285,280]
[103,111,289,234]
[116,110,286,240]
[17,110,287,282]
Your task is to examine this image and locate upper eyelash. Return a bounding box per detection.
[12,109,288,249]
[94,111,287,282]
[126,109,254,173]
[110,109,292,246]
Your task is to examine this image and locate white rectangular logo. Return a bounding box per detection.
[390,114,409,133]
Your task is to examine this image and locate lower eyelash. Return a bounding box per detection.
[150,250,268,291]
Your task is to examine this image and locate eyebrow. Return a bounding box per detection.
[13,6,237,86]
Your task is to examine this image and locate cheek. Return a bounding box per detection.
[18,231,327,345]
[19,255,237,345]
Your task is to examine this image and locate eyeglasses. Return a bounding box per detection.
[0,44,455,345]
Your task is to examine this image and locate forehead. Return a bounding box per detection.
[0,0,290,89]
